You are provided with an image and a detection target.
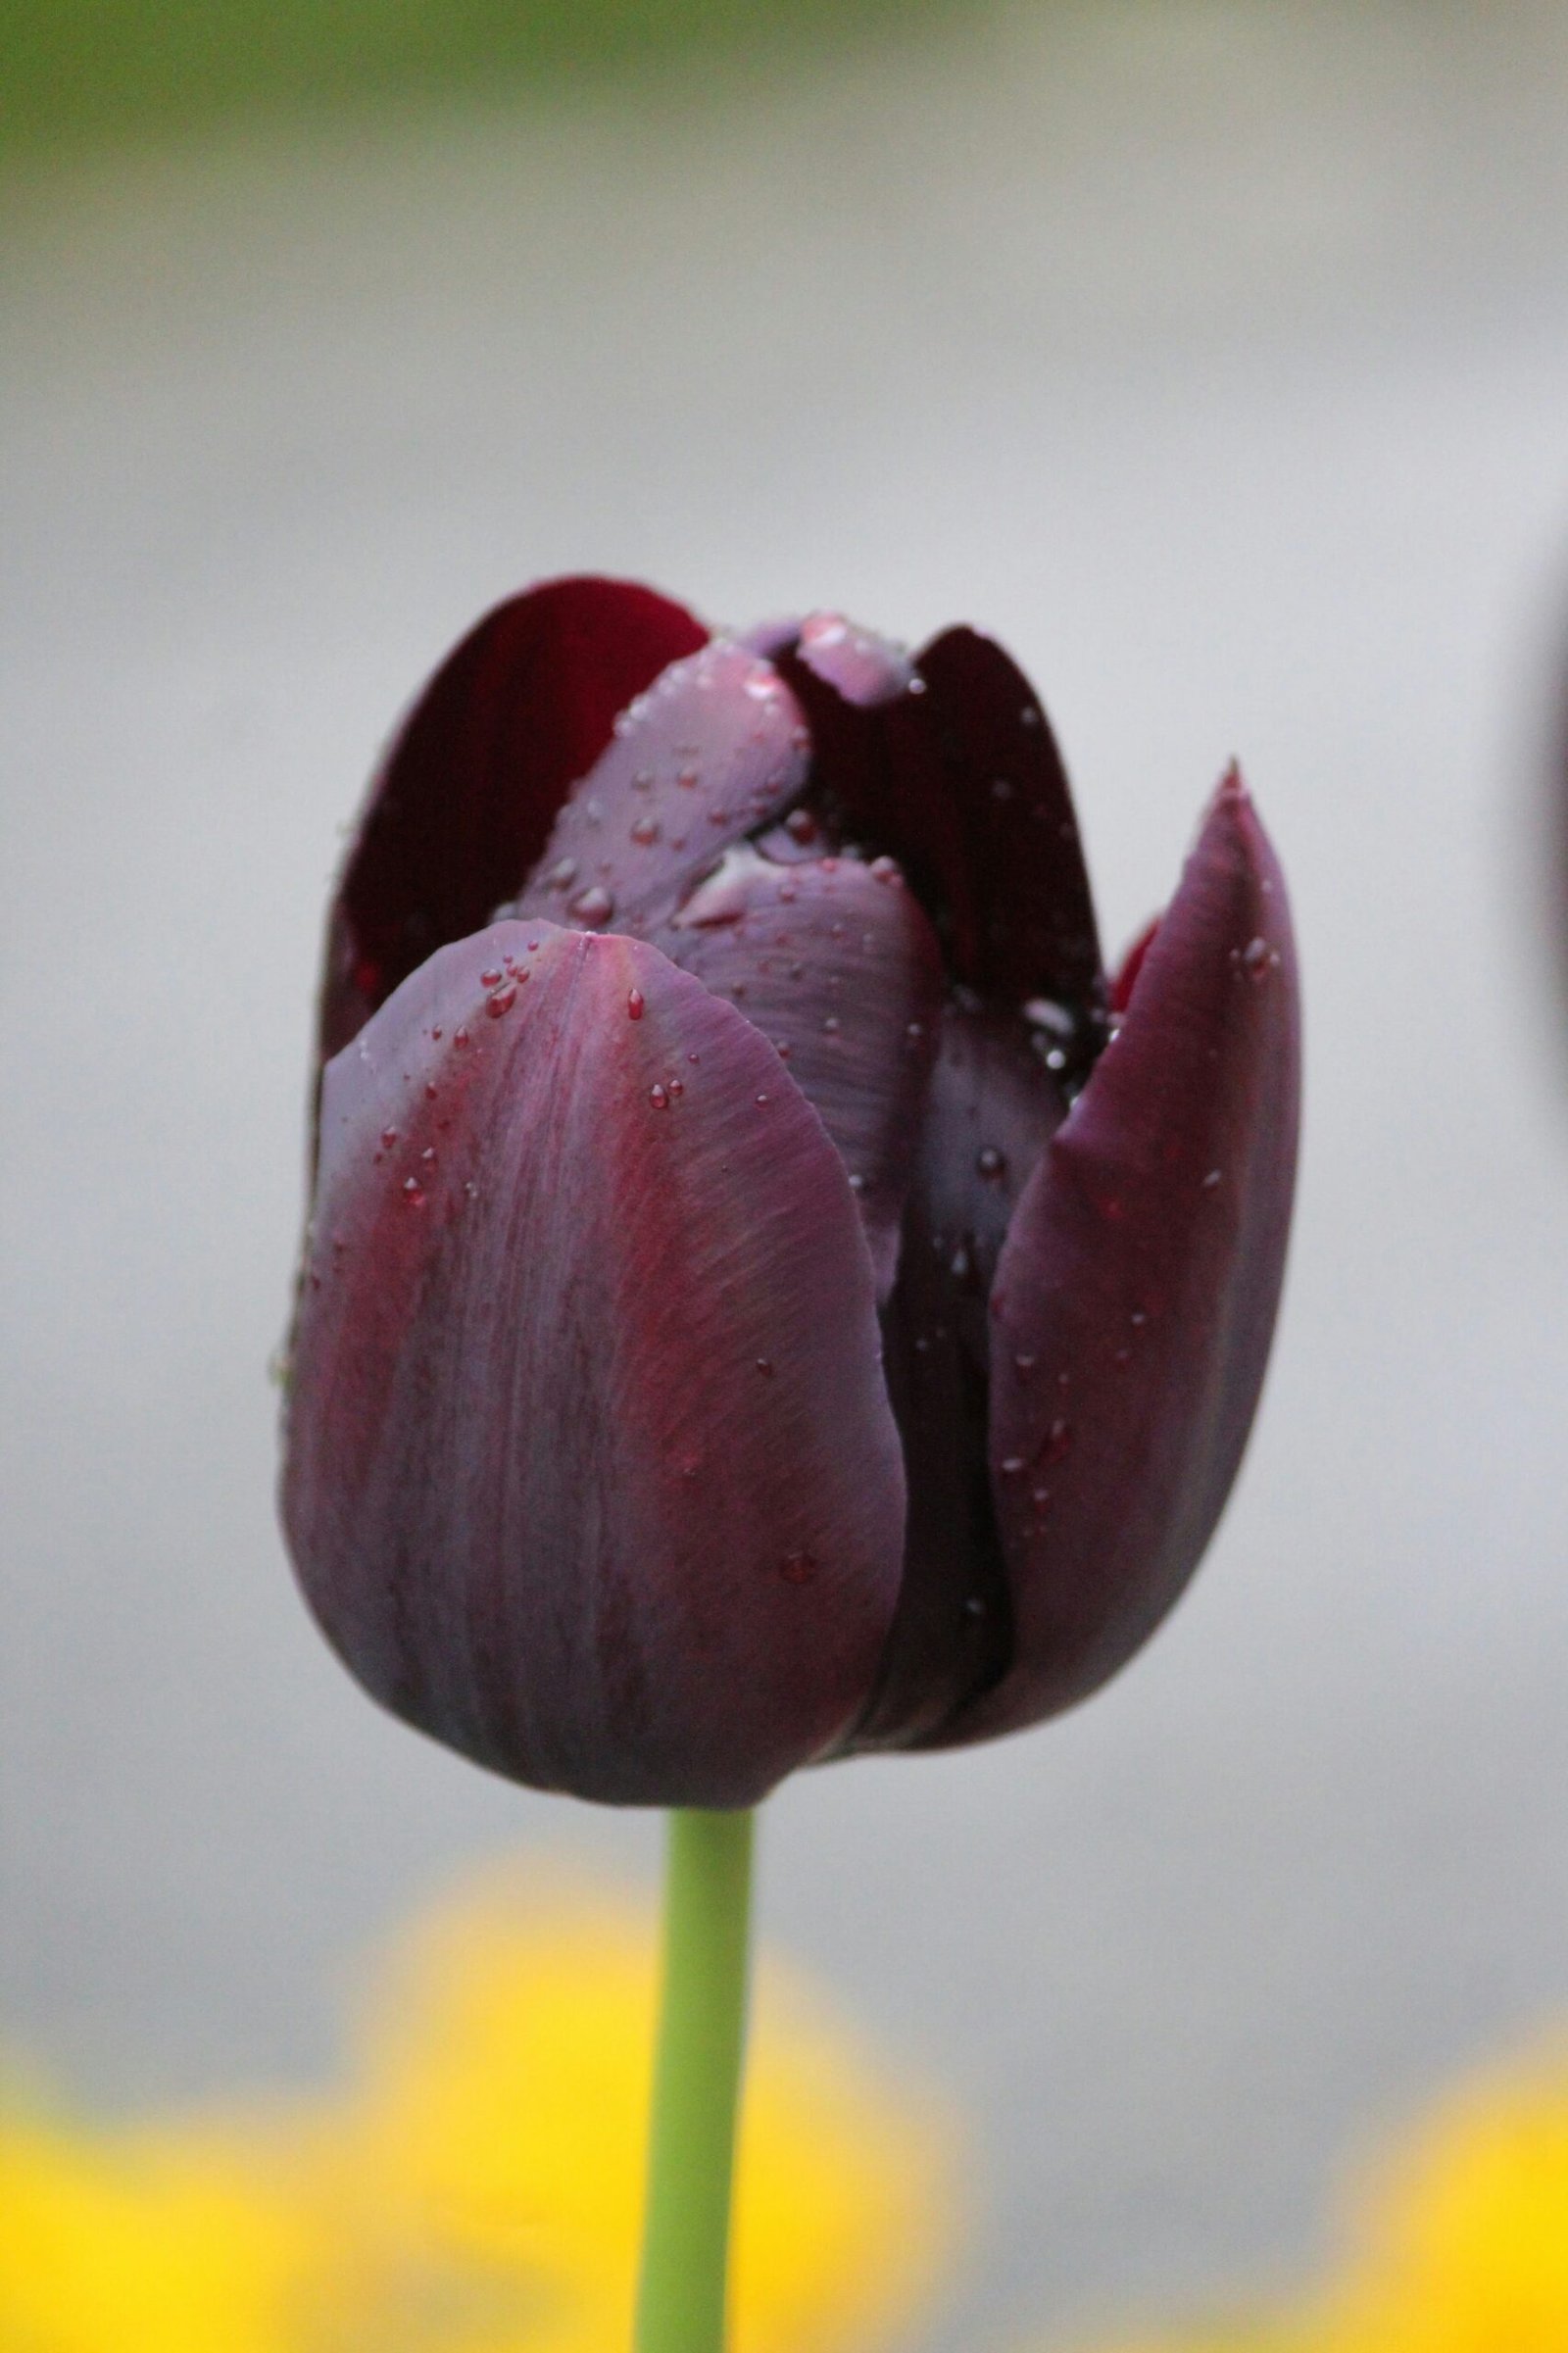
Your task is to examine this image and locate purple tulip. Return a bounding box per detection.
[283,576,1299,1806]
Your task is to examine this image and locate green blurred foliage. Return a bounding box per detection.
[1,0,952,159]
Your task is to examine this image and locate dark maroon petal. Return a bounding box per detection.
[945,771,1299,1744]
[319,577,707,1062]
[512,640,810,938]
[778,618,1105,1046]
[849,1001,1068,1747]
[658,846,944,1297]
[283,919,905,1808]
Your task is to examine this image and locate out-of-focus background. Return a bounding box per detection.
[4,3,1568,2345]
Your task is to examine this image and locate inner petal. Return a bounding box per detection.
[658,845,944,1299]
[512,639,810,939]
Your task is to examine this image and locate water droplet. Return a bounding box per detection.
[402,1177,425,1208]
[419,1146,437,1164]
[990,776,1016,801]
[869,855,901,884]
[1013,1351,1038,1375]
[976,1146,1006,1180]
[424,1081,439,1100]
[1000,1455,1025,1478]
[785,807,818,844]
[667,1077,684,1099]
[687,1051,701,1065]
[678,1451,702,1480]
[649,1084,669,1110]
[380,1126,399,1148]
[755,1092,770,1107]
[568,885,614,928]
[756,1356,774,1376]
[454,1027,471,1051]
[430,1026,443,1041]
[906,674,927,697]
[546,857,578,892]
[485,983,517,1017]
[773,1038,793,1059]
[627,988,646,1020]
[1031,1486,1052,1513]
[963,1594,987,1617]
[780,1547,817,1586]
[822,1014,841,1035]
[950,1244,972,1281]
[1019,705,1041,728]
[479,966,502,988]
[906,1019,925,1042]
[676,765,699,790]
[848,1172,866,1193]
[1043,1417,1073,1464]
[1242,935,1271,978]
[1130,1308,1148,1328]
[1202,1168,1223,1190]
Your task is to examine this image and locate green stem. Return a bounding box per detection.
[634,1806,757,2353]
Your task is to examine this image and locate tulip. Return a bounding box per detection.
[283,575,1299,1812]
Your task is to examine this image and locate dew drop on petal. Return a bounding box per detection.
[626,988,646,1021]
[380,1127,399,1149]
[546,857,578,893]
[402,1178,425,1208]
[976,1146,1006,1180]
[779,1548,818,1586]
[485,983,517,1018]
[1043,1417,1073,1464]
[569,885,615,929]
[479,966,502,988]
[649,1084,669,1110]
[756,1356,774,1376]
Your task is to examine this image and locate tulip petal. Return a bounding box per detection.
[945,772,1299,1744]
[850,1002,1067,1746]
[512,640,810,938]
[320,577,707,1061]
[660,846,945,1297]
[283,919,905,1808]
[777,619,1105,1049]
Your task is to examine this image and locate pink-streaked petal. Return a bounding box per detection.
[319,577,707,1063]
[778,620,1105,1044]
[511,640,810,938]
[1111,914,1159,1010]
[849,1002,1068,1747]
[283,920,905,1808]
[948,772,1299,1744]
[659,846,944,1297]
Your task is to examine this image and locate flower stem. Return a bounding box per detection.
[634,1805,757,2353]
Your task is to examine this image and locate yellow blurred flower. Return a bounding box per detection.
[1070,2031,1568,2353]
[0,1867,959,2353]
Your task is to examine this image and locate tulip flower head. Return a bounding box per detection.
[283,578,1299,1807]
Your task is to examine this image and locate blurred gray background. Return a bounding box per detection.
[4,2,1568,2343]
